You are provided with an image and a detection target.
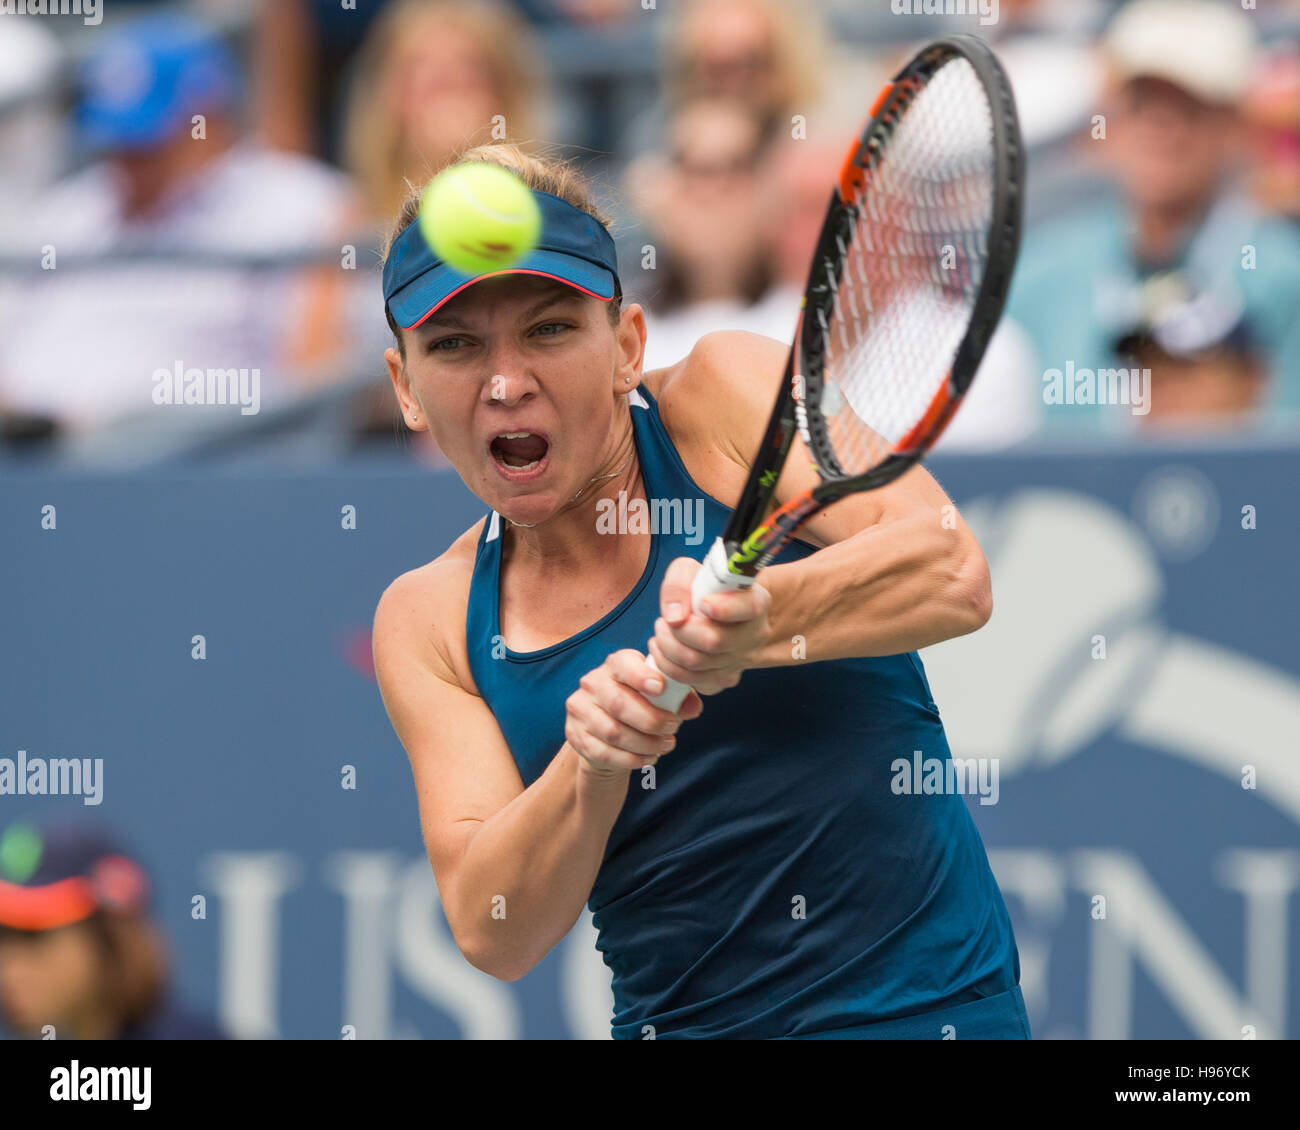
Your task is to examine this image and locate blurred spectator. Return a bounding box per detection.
[0,821,224,1040]
[667,0,822,122]
[1117,274,1267,429]
[986,0,1107,149]
[0,13,360,439]
[620,0,825,166]
[254,0,608,164]
[634,112,1041,448]
[341,0,546,223]
[513,0,634,26]
[626,97,785,370]
[771,136,1042,451]
[251,0,358,160]
[765,136,842,306]
[1243,44,1300,223]
[1006,0,1300,433]
[0,19,67,247]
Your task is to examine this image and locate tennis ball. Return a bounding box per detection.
[418,163,543,276]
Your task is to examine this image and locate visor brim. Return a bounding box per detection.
[389,249,617,331]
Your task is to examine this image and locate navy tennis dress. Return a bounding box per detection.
[465,387,1029,1040]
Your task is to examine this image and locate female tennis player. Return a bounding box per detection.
[374,144,1029,1040]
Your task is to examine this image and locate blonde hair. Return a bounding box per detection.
[343,0,545,221]
[382,142,623,352]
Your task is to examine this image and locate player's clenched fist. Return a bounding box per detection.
[566,649,703,777]
[648,556,772,696]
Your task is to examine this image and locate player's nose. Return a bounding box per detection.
[480,362,539,405]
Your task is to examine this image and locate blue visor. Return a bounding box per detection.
[383,187,620,331]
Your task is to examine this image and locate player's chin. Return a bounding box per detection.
[484,471,562,528]
[495,499,558,529]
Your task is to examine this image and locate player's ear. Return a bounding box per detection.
[385,345,405,398]
[613,302,646,391]
[386,345,426,432]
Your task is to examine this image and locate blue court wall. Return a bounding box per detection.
[1,443,1296,1040]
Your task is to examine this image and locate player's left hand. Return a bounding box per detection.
[647,556,771,696]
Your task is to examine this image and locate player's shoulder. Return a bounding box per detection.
[664,329,787,390]
[373,518,486,692]
[652,330,788,464]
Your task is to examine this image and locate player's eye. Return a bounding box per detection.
[429,335,469,353]
[533,321,572,337]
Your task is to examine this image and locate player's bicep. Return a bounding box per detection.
[372,580,523,913]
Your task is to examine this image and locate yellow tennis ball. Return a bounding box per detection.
[418,163,542,276]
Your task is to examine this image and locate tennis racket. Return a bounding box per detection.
[647,34,1024,712]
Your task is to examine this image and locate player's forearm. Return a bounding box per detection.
[752,514,991,666]
[450,744,627,981]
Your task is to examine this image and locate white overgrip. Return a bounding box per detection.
[645,537,755,712]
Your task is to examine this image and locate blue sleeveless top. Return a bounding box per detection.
[465,388,1027,1040]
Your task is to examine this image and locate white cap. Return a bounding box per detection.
[1104,0,1257,106]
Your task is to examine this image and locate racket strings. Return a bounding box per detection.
[814,57,996,475]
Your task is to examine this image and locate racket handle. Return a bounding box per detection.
[645,538,754,712]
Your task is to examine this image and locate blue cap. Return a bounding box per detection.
[77,14,238,153]
[383,187,620,331]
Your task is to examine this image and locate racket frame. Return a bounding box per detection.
[718,34,1024,579]
[646,35,1023,711]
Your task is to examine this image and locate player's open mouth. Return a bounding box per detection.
[489,431,550,480]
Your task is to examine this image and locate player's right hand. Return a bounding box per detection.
[566,649,702,776]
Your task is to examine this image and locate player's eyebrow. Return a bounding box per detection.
[423,289,581,331]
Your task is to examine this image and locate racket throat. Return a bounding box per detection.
[725,491,821,576]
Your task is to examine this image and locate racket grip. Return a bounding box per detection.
[645,538,754,712]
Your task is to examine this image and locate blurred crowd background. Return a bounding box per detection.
[0,0,1297,468]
